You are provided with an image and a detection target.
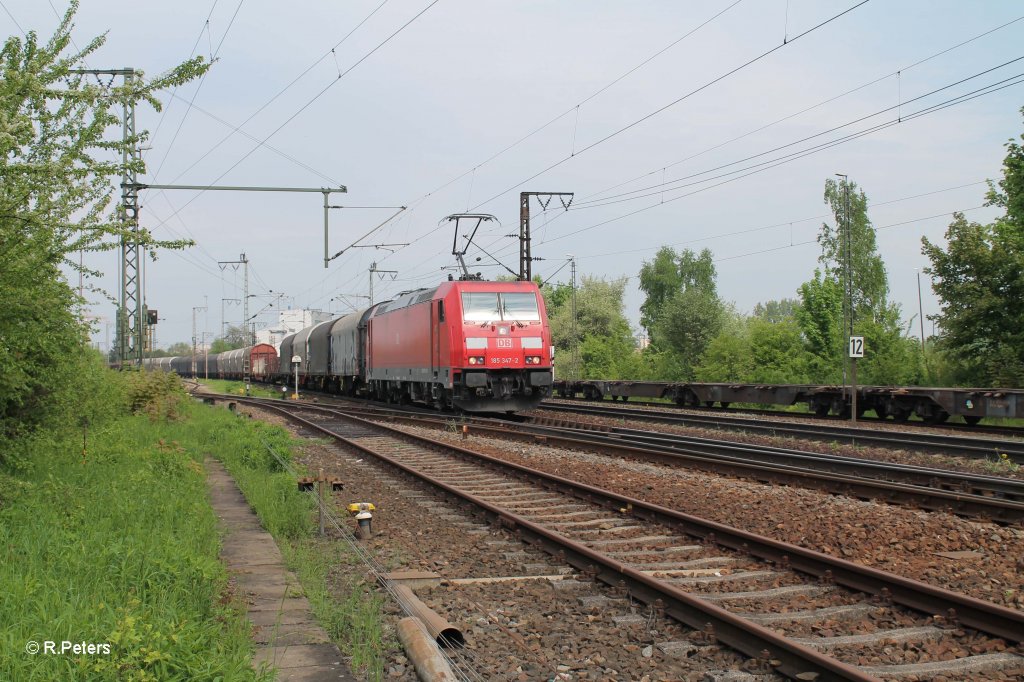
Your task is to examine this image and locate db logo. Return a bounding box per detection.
[496,338,513,348]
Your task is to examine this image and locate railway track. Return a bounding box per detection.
[264,397,1024,524]
[223,396,1024,681]
[538,402,1024,464]
[556,398,1024,438]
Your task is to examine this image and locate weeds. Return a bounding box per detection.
[984,452,1021,474]
[210,405,392,679]
[1,396,265,681]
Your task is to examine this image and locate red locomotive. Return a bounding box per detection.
[360,279,553,411]
[277,278,552,412]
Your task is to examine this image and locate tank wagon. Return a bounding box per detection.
[554,379,1024,425]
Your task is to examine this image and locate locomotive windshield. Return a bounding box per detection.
[461,291,539,322]
[500,292,540,321]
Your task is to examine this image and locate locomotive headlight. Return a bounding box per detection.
[526,356,542,365]
[468,356,485,365]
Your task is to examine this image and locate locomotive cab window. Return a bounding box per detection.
[500,292,540,321]
[461,291,540,322]
[461,292,500,322]
[438,300,445,322]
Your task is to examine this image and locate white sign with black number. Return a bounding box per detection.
[849,336,865,358]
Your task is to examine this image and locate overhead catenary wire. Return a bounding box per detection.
[144,0,441,239]
[526,71,1024,249]
[578,13,1024,204]
[388,0,748,234]
[712,204,989,264]
[368,0,873,286]
[302,59,1013,313]
[404,15,1024,273]
[154,0,392,191]
[466,1,872,213]
[407,66,1021,287]
[569,56,1024,209]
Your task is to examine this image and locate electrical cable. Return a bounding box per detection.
[571,56,1024,208]
[579,13,1024,204]
[712,204,987,263]
[395,0,746,218]
[531,72,1024,247]
[467,1,871,212]
[144,0,440,237]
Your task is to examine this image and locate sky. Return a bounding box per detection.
[4,0,1024,351]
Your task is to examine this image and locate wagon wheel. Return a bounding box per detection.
[962,415,982,426]
[892,407,912,423]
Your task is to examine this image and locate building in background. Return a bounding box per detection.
[256,309,332,353]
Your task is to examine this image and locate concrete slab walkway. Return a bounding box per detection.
[206,458,358,681]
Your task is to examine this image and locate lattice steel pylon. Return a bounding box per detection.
[119,70,142,366]
[68,67,142,366]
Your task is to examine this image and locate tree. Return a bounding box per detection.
[795,179,916,386]
[753,298,800,324]
[544,276,638,379]
[638,247,723,380]
[819,178,889,319]
[210,324,250,353]
[922,110,1024,386]
[0,4,207,465]
[165,342,193,356]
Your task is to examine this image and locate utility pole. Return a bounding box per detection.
[916,269,926,351]
[567,255,578,380]
[369,262,397,306]
[835,174,850,396]
[836,173,856,422]
[221,298,241,336]
[201,331,211,380]
[71,68,143,366]
[519,192,574,281]
[219,254,251,384]
[192,302,207,378]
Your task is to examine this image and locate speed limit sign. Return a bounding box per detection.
[849,336,865,358]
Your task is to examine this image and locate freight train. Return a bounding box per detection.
[553,379,1024,425]
[143,279,554,413]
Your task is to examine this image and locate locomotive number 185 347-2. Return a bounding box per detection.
[488,357,520,365]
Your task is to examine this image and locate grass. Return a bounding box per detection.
[983,452,1021,475]
[198,378,284,400]
[3,367,393,681]
[0,402,266,682]
[202,403,392,679]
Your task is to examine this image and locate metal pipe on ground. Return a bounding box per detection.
[393,585,465,648]
[396,617,456,681]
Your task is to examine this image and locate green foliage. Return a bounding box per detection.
[0,4,208,465]
[164,341,193,356]
[210,325,250,353]
[0,396,265,682]
[795,269,845,382]
[637,246,725,380]
[819,178,890,316]
[543,275,638,379]
[202,408,310,538]
[122,370,188,421]
[923,110,1024,388]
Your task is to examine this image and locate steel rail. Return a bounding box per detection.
[539,402,1024,462]
[236,400,873,681]
[294,400,1024,524]
[226,397,1024,649]
[523,415,1024,501]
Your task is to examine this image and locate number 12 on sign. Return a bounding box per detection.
[849,336,865,358]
